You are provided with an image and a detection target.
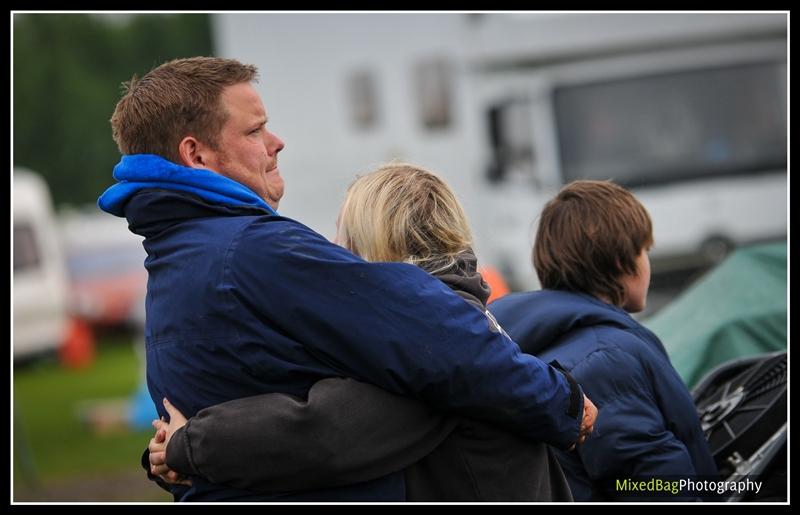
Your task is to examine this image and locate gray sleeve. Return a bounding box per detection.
[166,377,458,492]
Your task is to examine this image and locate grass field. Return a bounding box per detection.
[13,333,171,502]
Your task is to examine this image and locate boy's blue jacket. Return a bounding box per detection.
[489,290,718,501]
[98,155,583,502]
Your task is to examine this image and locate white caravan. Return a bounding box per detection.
[13,169,69,360]
[213,12,787,290]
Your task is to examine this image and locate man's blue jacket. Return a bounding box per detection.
[489,289,718,501]
[98,155,583,501]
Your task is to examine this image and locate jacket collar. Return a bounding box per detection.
[97,154,277,217]
[421,249,490,310]
[491,289,663,355]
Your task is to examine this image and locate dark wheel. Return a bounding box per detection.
[693,352,787,501]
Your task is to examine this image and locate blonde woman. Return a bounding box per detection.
[335,164,504,325]
[147,164,592,501]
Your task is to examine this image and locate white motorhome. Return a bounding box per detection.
[213,12,787,290]
[13,169,69,360]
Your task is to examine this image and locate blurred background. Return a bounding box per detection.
[12,12,787,502]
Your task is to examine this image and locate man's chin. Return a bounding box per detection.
[266,186,284,210]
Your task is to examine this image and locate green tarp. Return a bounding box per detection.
[644,242,787,389]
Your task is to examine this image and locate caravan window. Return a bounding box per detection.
[553,62,787,187]
[14,222,41,273]
[415,58,454,130]
[347,70,379,130]
[486,98,535,183]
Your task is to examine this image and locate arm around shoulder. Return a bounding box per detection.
[230,221,582,449]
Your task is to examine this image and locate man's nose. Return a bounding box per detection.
[265,130,284,154]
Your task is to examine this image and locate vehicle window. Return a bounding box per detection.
[486,98,536,184]
[554,62,787,187]
[347,69,379,130]
[415,58,454,130]
[14,222,41,273]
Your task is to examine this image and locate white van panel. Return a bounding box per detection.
[13,169,69,360]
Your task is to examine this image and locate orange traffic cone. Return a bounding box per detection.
[59,317,96,369]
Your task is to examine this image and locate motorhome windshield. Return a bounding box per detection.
[553,61,787,188]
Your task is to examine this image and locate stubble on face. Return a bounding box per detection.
[263,168,284,210]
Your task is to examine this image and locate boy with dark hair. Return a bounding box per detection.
[489,180,718,501]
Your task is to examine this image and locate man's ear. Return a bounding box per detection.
[177,136,210,169]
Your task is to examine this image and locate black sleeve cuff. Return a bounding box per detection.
[549,359,582,420]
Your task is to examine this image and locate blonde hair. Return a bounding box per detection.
[337,163,473,273]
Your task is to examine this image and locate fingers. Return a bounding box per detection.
[163,398,181,420]
[570,433,588,451]
[172,477,194,487]
[162,397,188,424]
[155,470,193,487]
[166,470,182,483]
[150,451,181,480]
[150,450,167,467]
[152,463,171,476]
[150,451,188,483]
[579,394,598,441]
[162,397,177,417]
[150,451,171,477]
[583,396,599,428]
[149,432,167,454]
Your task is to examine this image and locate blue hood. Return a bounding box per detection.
[489,289,648,355]
[97,154,277,217]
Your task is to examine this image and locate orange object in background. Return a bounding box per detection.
[480,265,511,304]
[58,317,96,369]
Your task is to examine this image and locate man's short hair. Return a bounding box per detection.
[110,56,258,163]
[533,180,653,306]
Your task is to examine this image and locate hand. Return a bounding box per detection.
[578,394,597,444]
[148,398,192,486]
[570,394,598,451]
